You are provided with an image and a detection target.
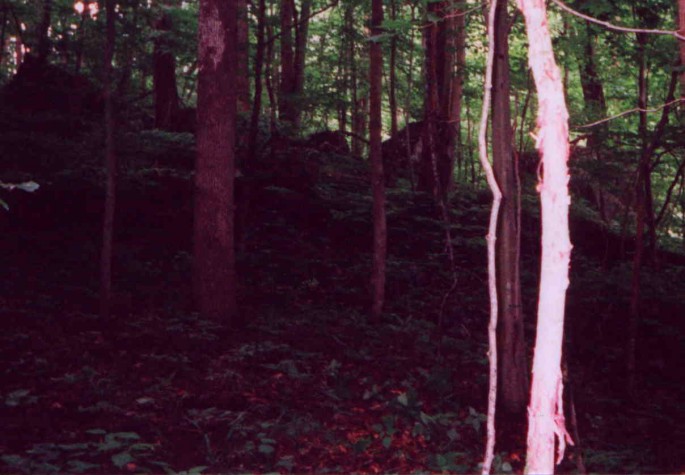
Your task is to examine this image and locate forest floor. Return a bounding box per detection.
[1,123,685,474]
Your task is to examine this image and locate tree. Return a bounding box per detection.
[100,0,117,319]
[236,0,250,113]
[193,0,238,324]
[153,2,180,130]
[369,0,386,322]
[279,0,296,126]
[491,0,527,418]
[680,0,685,103]
[516,0,573,472]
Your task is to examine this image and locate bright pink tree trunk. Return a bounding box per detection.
[516,0,573,473]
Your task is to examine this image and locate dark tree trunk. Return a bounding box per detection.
[491,0,527,419]
[450,1,466,182]
[388,0,398,137]
[293,0,311,128]
[236,0,250,113]
[153,7,180,130]
[36,0,52,64]
[678,0,685,109]
[100,0,117,319]
[248,0,266,160]
[419,2,456,199]
[193,0,238,323]
[265,6,277,131]
[369,0,386,322]
[279,0,296,126]
[0,4,7,71]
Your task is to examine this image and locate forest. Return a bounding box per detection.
[0,0,684,472]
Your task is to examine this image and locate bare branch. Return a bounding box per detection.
[573,98,685,129]
[551,0,685,41]
[479,0,501,473]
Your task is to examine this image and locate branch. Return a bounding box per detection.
[550,0,685,41]
[478,0,500,473]
[655,154,685,228]
[573,98,685,129]
[263,0,338,46]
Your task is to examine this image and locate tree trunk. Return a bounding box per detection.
[153,6,180,130]
[194,0,238,324]
[36,0,52,64]
[100,0,117,319]
[450,0,466,183]
[293,0,311,128]
[369,0,386,323]
[419,2,456,198]
[678,0,685,105]
[236,0,250,113]
[248,0,266,161]
[0,4,7,72]
[265,6,277,131]
[491,0,527,418]
[517,0,573,472]
[388,0,398,136]
[279,0,296,126]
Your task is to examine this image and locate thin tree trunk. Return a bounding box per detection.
[369,0,386,322]
[236,0,250,113]
[479,1,502,472]
[153,6,180,130]
[100,0,117,319]
[266,6,277,131]
[194,0,238,324]
[0,4,8,72]
[492,0,527,418]
[293,0,311,128]
[279,0,296,126]
[450,1,466,184]
[248,0,266,161]
[36,0,52,64]
[388,0,398,136]
[678,0,685,106]
[627,68,678,392]
[517,0,574,472]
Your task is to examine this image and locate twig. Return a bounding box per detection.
[550,0,685,41]
[574,98,685,129]
[479,0,501,473]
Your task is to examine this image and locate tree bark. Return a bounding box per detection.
[491,0,527,417]
[419,2,457,198]
[293,0,311,128]
[100,0,117,319]
[248,0,266,160]
[388,0,398,136]
[279,0,296,126]
[369,0,386,323]
[153,5,180,130]
[236,0,250,113]
[678,0,685,105]
[450,1,466,183]
[193,0,238,323]
[36,0,52,64]
[517,0,573,472]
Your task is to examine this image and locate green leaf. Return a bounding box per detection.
[0,198,8,211]
[111,451,135,468]
[501,461,513,472]
[397,392,409,406]
[382,436,392,448]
